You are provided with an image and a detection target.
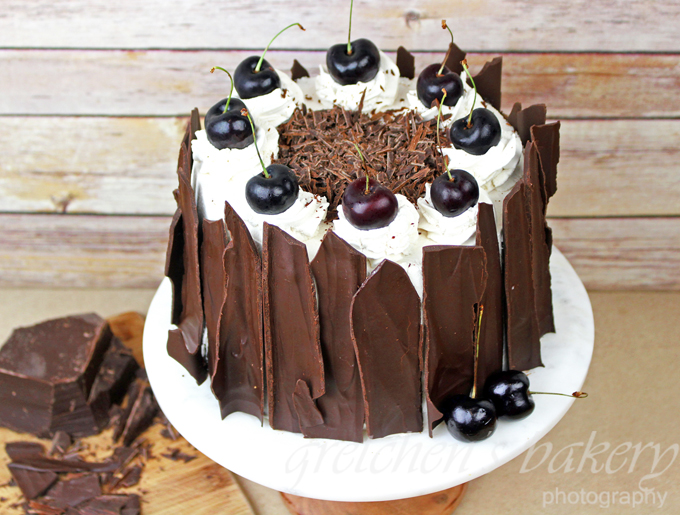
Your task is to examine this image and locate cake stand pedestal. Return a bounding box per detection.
[144,248,594,505]
[281,483,467,515]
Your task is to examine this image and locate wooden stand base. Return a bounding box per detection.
[281,483,467,515]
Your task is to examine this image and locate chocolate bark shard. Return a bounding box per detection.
[6,442,45,461]
[503,181,543,370]
[77,494,140,515]
[444,42,467,76]
[524,141,555,337]
[262,223,324,433]
[350,260,422,439]
[0,314,112,438]
[49,432,72,456]
[292,380,324,429]
[166,329,207,385]
[472,56,502,111]
[396,46,415,79]
[45,474,102,507]
[212,201,264,422]
[200,219,228,378]
[7,463,58,500]
[531,122,561,203]
[291,59,310,81]
[119,382,157,447]
[165,209,184,325]
[305,231,366,442]
[475,204,504,393]
[507,103,547,145]
[423,246,488,434]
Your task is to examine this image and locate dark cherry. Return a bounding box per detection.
[204,98,254,150]
[326,38,381,86]
[450,108,502,156]
[443,395,497,442]
[342,177,398,230]
[234,56,281,99]
[245,164,299,215]
[416,64,464,108]
[430,169,479,218]
[484,370,535,420]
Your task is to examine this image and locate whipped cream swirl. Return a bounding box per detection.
[235,69,304,128]
[314,51,400,113]
[406,71,475,128]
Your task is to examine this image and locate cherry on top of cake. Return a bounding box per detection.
[416,21,464,109]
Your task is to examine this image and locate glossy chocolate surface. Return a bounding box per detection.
[531,121,561,203]
[472,56,503,111]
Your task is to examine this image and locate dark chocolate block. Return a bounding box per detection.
[262,223,324,433]
[351,260,422,439]
[212,201,264,422]
[305,231,366,442]
[473,56,502,111]
[396,46,415,79]
[503,180,543,370]
[475,204,505,394]
[0,314,112,438]
[423,246,487,434]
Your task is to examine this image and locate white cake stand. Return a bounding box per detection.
[144,247,593,503]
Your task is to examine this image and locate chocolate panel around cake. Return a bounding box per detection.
[263,223,324,433]
[472,56,503,111]
[396,46,415,79]
[531,121,561,203]
[305,231,367,443]
[423,246,488,433]
[165,209,184,324]
[351,260,422,439]
[445,42,467,75]
[213,201,265,422]
[475,203,505,394]
[507,103,547,145]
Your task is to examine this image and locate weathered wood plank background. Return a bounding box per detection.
[1,0,678,290]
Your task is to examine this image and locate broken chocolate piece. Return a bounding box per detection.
[7,463,58,500]
[396,46,415,79]
[49,432,72,457]
[472,56,502,111]
[444,42,467,76]
[530,122,561,203]
[118,382,157,447]
[423,246,487,433]
[292,379,324,429]
[45,474,101,507]
[6,442,45,461]
[503,181,543,370]
[507,103,547,145]
[165,209,185,325]
[77,494,140,515]
[167,329,206,385]
[306,231,366,442]
[212,201,264,422]
[200,219,228,378]
[161,448,197,463]
[262,223,324,433]
[291,59,310,81]
[524,141,555,337]
[350,260,422,438]
[117,466,142,489]
[0,315,112,438]
[475,204,504,394]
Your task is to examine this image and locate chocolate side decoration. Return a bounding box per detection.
[201,219,228,378]
[167,328,207,384]
[531,121,561,202]
[507,103,547,145]
[263,223,324,433]
[291,59,310,81]
[213,201,264,422]
[181,108,201,164]
[165,209,184,324]
[444,42,467,75]
[292,379,324,429]
[524,141,555,337]
[396,46,415,79]
[475,204,504,394]
[472,56,502,111]
[503,181,543,370]
[0,314,112,438]
[423,246,487,434]
[306,231,367,443]
[350,260,422,439]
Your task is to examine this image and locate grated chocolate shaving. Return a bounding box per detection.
[274,106,448,221]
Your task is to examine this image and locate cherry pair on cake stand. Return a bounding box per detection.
[144,248,594,513]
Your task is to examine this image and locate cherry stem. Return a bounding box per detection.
[353,143,369,193]
[211,66,235,114]
[437,20,455,76]
[241,108,270,179]
[347,0,354,55]
[471,304,484,399]
[461,59,476,128]
[435,90,452,181]
[529,391,589,399]
[255,23,305,73]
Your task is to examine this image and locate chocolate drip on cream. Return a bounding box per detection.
[350,260,422,439]
[263,224,324,433]
[423,246,488,434]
